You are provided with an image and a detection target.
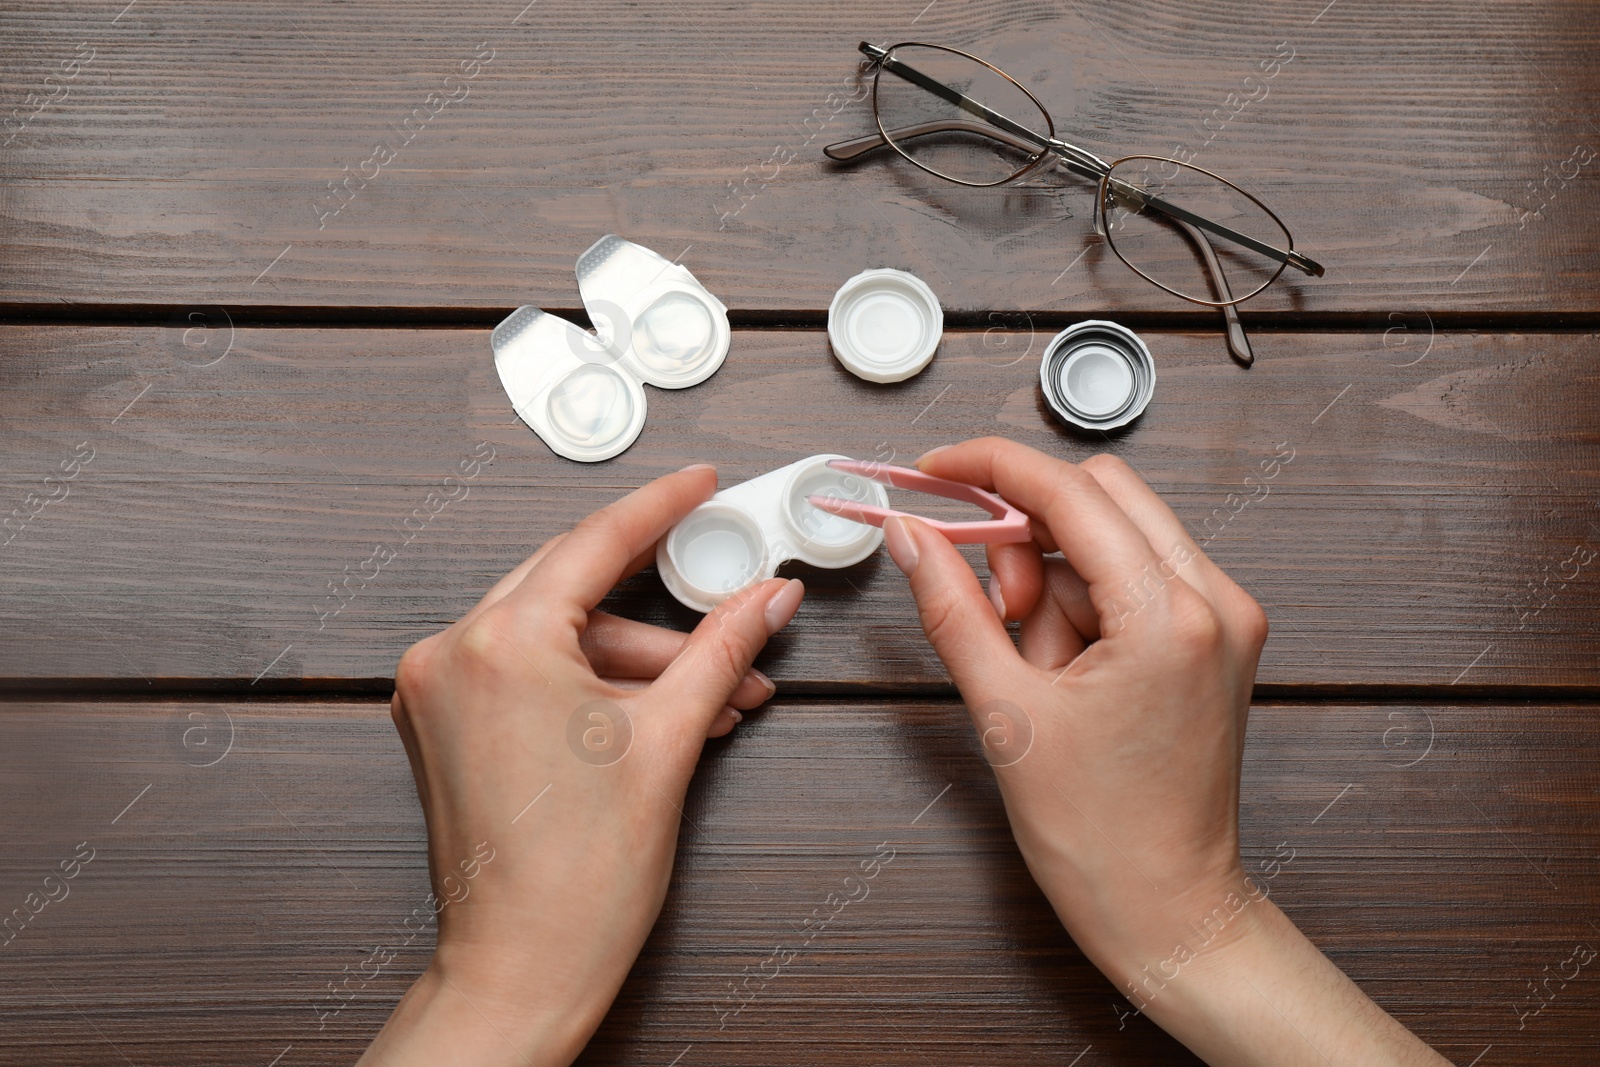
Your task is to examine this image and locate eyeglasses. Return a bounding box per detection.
[823,41,1326,365]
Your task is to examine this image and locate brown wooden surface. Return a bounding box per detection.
[0,698,1596,1066]
[1,325,1595,689]
[5,1,1598,1062]
[1,1,1598,315]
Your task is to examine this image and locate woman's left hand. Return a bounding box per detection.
[360,464,805,1067]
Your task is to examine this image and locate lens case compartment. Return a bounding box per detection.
[657,454,890,612]
[493,236,731,462]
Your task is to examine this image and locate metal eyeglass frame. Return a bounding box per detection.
[823,41,1326,366]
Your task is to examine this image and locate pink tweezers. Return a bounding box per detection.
[808,459,1033,545]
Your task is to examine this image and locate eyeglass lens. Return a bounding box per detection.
[874,44,1051,187]
[1101,159,1292,305]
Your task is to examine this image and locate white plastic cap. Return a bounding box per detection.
[827,268,943,383]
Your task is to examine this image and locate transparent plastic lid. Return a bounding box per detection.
[492,305,647,462]
[492,236,732,462]
[657,454,889,612]
[576,235,730,390]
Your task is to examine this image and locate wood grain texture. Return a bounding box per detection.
[0,698,1594,1065]
[1,1,1596,314]
[1,325,1595,688]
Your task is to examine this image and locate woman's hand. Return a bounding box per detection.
[887,438,1445,1067]
[360,464,805,1067]
[886,438,1263,967]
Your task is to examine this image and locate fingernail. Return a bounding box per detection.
[678,463,715,474]
[883,516,920,577]
[751,668,777,698]
[915,444,953,467]
[763,578,805,635]
[729,707,744,724]
[988,575,1006,619]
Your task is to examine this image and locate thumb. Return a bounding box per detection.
[884,516,1023,698]
[654,577,804,733]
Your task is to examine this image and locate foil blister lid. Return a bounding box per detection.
[493,236,732,463]
[576,235,730,390]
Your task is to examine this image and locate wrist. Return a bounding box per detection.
[1082,889,1448,1066]
[1084,871,1280,1023]
[359,956,605,1067]
[1025,840,1260,973]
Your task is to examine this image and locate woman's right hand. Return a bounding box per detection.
[884,437,1266,973]
[885,437,1445,1067]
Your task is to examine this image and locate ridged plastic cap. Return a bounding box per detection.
[1039,320,1156,432]
[827,268,943,383]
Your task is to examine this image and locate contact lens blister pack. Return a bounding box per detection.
[492,236,731,462]
[657,454,889,612]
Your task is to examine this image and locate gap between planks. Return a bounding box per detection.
[3,305,1600,332]
[1,681,1599,705]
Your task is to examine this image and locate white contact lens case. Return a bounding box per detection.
[657,454,890,612]
[492,236,731,463]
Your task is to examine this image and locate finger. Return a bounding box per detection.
[1017,558,1094,670]
[460,533,567,623]
[582,611,777,709]
[503,465,718,622]
[705,706,743,739]
[883,516,1030,698]
[606,683,745,737]
[986,539,1044,622]
[1078,453,1230,604]
[602,669,774,713]
[654,577,804,734]
[918,438,1165,611]
[1078,457,1269,651]
[465,525,666,625]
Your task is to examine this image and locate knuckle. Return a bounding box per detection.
[1234,591,1270,649]
[1166,586,1225,659]
[1053,459,1096,494]
[917,583,970,653]
[576,506,626,545]
[1080,451,1125,475]
[708,635,747,682]
[394,635,438,702]
[1081,452,1140,487]
[450,615,513,675]
[695,626,750,687]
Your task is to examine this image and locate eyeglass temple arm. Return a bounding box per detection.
[824,121,1108,183]
[848,42,1324,279]
[831,121,1324,280]
[1105,178,1324,277]
[1174,217,1254,365]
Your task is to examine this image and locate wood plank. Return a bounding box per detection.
[0,698,1594,1064]
[2,325,1596,688]
[1,1,1596,313]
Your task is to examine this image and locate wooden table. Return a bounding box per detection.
[3,2,1597,1063]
